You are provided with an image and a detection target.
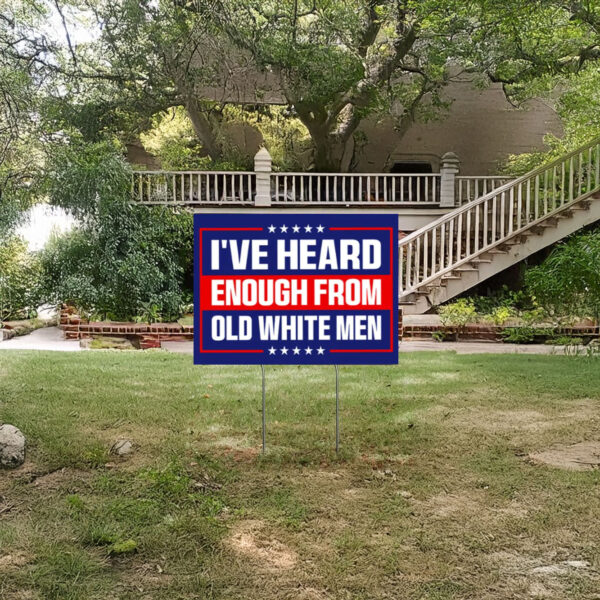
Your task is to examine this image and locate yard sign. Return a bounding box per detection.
[194,213,399,365]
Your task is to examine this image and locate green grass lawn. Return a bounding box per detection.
[1,350,599,599]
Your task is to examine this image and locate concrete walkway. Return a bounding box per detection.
[162,339,565,355]
[398,340,565,354]
[0,327,81,352]
[0,327,567,355]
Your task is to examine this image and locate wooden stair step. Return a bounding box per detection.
[572,199,591,210]
[505,234,528,245]
[470,258,492,264]
[441,275,461,280]
[556,210,573,218]
[454,266,478,272]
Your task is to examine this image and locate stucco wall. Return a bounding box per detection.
[129,79,562,175]
[357,80,562,175]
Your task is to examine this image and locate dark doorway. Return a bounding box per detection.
[390,161,435,202]
[391,161,433,174]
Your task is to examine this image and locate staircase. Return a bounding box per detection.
[399,138,600,314]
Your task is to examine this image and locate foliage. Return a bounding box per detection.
[525,231,600,324]
[546,335,584,346]
[38,143,193,321]
[0,0,50,240]
[500,326,543,344]
[488,306,514,326]
[45,138,132,221]
[471,285,535,315]
[0,235,40,321]
[438,298,477,329]
[140,107,254,171]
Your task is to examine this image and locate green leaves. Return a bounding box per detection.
[526,231,600,323]
[39,142,193,321]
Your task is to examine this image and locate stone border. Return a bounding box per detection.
[60,306,193,349]
[402,323,600,342]
[59,306,405,350]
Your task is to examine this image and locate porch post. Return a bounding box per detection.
[254,147,272,207]
[440,152,460,208]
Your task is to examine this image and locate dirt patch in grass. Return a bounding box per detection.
[529,441,600,470]
[0,551,32,571]
[25,467,92,490]
[490,550,598,598]
[226,519,298,571]
[416,491,529,520]
[119,561,173,593]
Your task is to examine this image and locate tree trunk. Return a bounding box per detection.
[312,133,342,172]
[184,97,223,162]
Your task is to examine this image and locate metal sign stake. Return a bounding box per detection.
[261,365,266,454]
[335,365,340,453]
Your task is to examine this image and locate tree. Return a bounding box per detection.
[0,0,50,240]
[186,0,490,170]
[51,0,536,171]
[39,139,194,320]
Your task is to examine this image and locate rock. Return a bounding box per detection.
[110,439,133,456]
[0,424,26,468]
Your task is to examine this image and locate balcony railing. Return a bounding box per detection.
[133,171,256,205]
[131,149,511,209]
[456,176,513,205]
[270,173,440,205]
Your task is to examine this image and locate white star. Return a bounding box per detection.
[304,225,312,233]
[281,346,288,355]
[316,225,325,233]
[268,225,276,233]
[317,346,325,355]
[305,347,312,355]
[292,224,300,233]
[280,225,288,233]
[268,346,276,355]
[293,346,300,355]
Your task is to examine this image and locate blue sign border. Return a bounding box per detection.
[194,213,399,365]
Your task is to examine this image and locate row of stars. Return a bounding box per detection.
[267,224,326,234]
[268,346,326,356]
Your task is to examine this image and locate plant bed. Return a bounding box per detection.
[402,322,600,344]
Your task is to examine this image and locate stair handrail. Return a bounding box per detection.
[398,136,600,295]
[399,136,600,247]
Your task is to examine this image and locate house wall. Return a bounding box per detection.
[356,80,562,175]
[129,79,562,175]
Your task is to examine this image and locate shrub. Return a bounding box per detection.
[488,305,515,326]
[526,231,600,324]
[38,141,193,321]
[0,236,40,321]
[438,298,477,329]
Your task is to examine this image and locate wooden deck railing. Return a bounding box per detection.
[131,150,512,208]
[270,173,441,205]
[399,138,600,295]
[456,176,512,205]
[132,171,256,205]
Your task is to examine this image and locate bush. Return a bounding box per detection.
[526,231,600,324]
[0,236,40,321]
[438,298,477,329]
[37,208,193,322]
[38,140,193,321]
